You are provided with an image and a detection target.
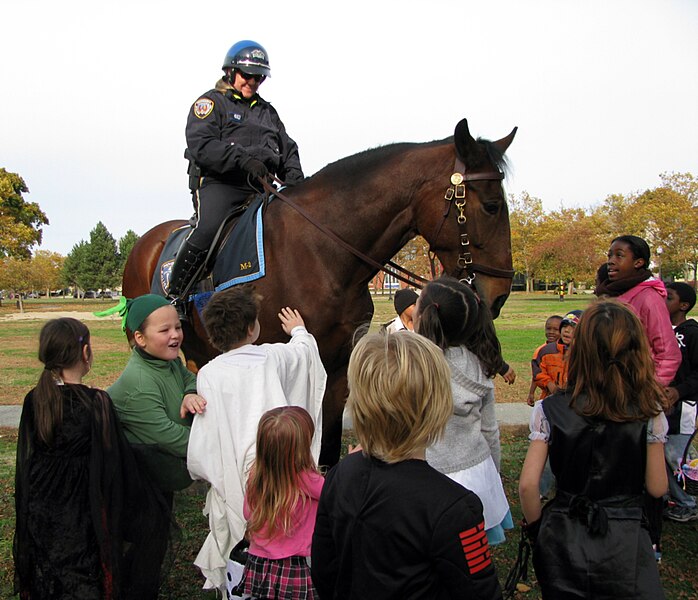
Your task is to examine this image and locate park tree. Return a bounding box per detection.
[659,172,698,282]
[620,187,694,278]
[530,207,607,289]
[0,168,49,258]
[118,229,140,273]
[596,192,639,238]
[62,241,90,294]
[80,222,121,290]
[660,171,697,203]
[392,236,433,281]
[509,192,544,291]
[32,251,64,296]
[0,252,62,297]
[0,256,32,294]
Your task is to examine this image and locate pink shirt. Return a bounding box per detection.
[618,278,681,385]
[244,470,325,559]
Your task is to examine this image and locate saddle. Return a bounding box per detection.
[151,194,267,299]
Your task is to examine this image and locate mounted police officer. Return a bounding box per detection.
[168,40,304,310]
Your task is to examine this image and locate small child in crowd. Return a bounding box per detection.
[519,301,668,599]
[384,288,419,333]
[233,407,323,599]
[187,285,326,592]
[532,310,582,399]
[414,276,512,545]
[526,315,563,406]
[664,282,698,522]
[312,332,503,599]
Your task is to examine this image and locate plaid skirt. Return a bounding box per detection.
[232,554,317,600]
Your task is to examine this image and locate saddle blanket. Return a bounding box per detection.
[150,195,266,297]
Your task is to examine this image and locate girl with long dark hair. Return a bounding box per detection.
[14,318,167,599]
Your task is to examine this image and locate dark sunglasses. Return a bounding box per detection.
[237,70,264,82]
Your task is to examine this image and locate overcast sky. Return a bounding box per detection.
[2,0,697,255]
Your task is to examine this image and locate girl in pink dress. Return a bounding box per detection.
[234,406,324,600]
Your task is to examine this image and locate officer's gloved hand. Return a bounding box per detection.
[241,157,269,180]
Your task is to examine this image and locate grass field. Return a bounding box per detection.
[0,293,696,598]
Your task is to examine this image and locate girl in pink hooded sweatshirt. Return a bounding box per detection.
[595,235,680,386]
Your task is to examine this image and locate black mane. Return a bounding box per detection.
[314,141,421,180]
[478,137,510,178]
[312,135,509,180]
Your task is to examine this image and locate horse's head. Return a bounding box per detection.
[417,118,517,318]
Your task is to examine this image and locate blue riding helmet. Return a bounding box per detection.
[222,40,271,77]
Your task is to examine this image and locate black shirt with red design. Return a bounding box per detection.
[311,452,502,599]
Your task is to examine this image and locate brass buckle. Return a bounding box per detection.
[458,254,473,267]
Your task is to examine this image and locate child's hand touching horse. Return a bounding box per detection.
[278,307,305,335]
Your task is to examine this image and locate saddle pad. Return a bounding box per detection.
[212,196,266,291]
[150,225,190,296]
[150,196,266,298]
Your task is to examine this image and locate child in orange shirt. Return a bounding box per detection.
[526,315,562,406]
[532,311,582,399]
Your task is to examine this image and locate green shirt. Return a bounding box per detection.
[108,348,196,457]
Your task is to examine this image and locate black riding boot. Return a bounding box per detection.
[167,241,208,318]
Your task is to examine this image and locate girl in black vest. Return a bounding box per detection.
[519,300,668,599]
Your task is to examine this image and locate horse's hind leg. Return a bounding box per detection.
[319,369,349,468]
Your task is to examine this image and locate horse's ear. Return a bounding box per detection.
[492,126,518,154]
[454,119,480,164]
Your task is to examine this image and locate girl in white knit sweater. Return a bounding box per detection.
[415,276,513,544]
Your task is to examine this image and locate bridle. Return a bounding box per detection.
[430,156,515,286]
[259,156,514,290]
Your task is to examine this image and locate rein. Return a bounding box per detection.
[260,178,428,288]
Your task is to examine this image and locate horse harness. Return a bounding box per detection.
[431,156,515,286]
[259,157,514,290]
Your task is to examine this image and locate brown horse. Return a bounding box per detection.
[123,118,516,465]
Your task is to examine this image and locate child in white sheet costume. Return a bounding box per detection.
[186,285,326,591]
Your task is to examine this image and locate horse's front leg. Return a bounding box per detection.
[319,368,349,468]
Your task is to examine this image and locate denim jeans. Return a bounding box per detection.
[665,433,697,509]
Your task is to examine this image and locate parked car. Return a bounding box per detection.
[99,290,117,299]
[84,290,97,299]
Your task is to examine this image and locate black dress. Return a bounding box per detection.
[14,385,169,599]
[532,392,665,600]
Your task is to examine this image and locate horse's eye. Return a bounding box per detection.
[483,201,500,215]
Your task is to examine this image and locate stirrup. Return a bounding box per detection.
[169,296,188,321]
[167,244,209,302]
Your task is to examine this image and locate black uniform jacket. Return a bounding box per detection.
[185,79,304,187]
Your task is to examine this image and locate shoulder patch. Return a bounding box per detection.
[459,522,492,574]
[193,98,214,119]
